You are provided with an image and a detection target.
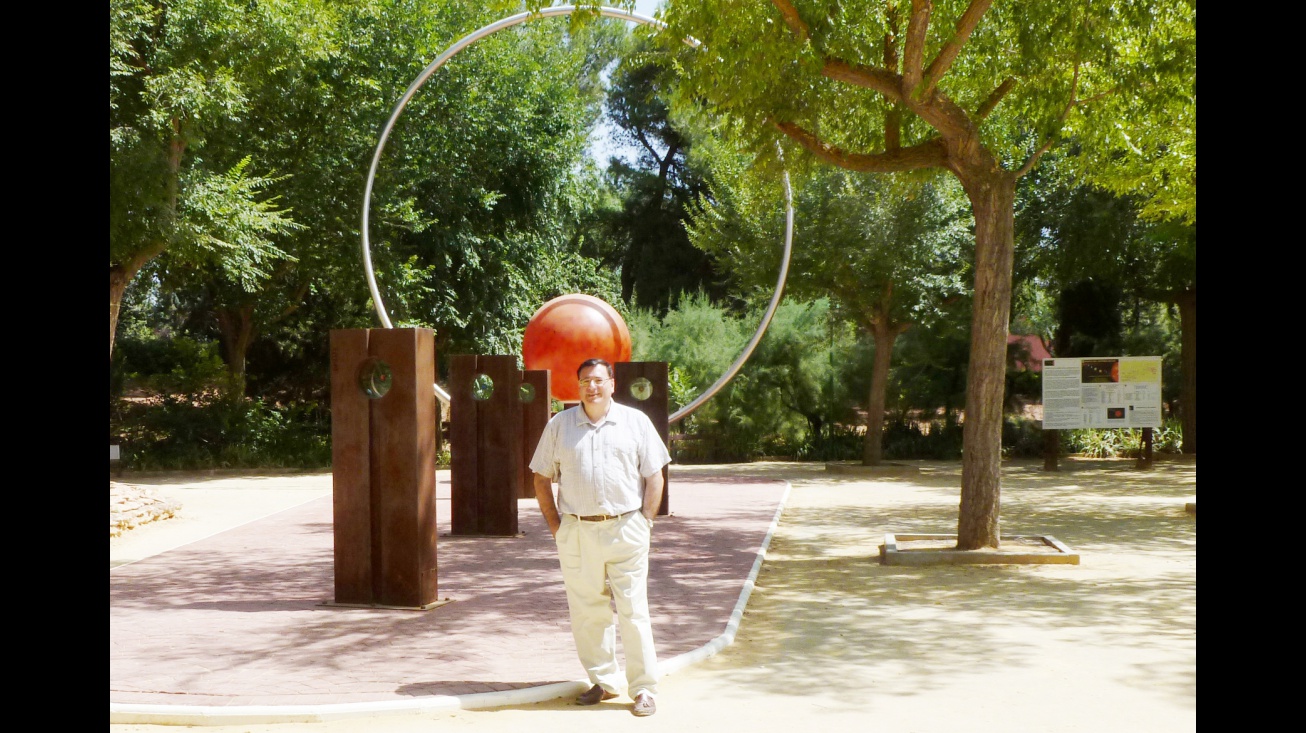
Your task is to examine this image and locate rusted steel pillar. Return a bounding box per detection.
[614,361,670,517]
[329,328,438,608]
[450,355,522,536]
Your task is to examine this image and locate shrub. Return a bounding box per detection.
[1063,427,1126,458]
[1001,417,1045,458]
[883,417,964,460]
[113,335,231,397]
[1061,419,1183,458]
[636,295,865,463]
[111,395,331,470]
[792,425,861,462]
[1153,419,1184,453]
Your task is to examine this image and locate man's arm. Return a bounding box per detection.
[533,472,562,537]
[641,469,664,522]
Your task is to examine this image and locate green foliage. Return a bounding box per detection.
[633,294,862,462]
[112,0,635,418]
[1063,427,1132,459]
[887,295,973,419]
[1004,362,1042,413]
[113,335,231,397]
[689,149,972,326]
[1011,168,1191,416]
[1001,417,1045,459]
[177,158,301,291]
[1061,419,1184,458]
[666,366,697,415]
[869,416,1045,461]
[1153,420,1185,454]
[630,292,746,394]
[882,418,965,461]
[795,425,864,462]
[111,330,331,469]
[107,2,1195,473]
[112,395,330,470]
[658,0,1194,216]
[110,0,320,272]
[583,41,726,312]
[629,291,745,444]
[630,289,1063,464]
[344,6,634,368]
[687,141,975,461]
[1013,167,1194,361]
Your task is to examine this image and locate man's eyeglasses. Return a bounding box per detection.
[578,378,611,388]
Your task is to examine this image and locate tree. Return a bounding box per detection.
[657,0,1195,548]
[689,156,971,464]
[631,294,860,462]
[1148,221,1195,453]
[1014,169,1196,450]
[586,50,725,311]
[364,9,629,364]
[111,1,658,468]
[116,1,630,392]
[110,0,319,361]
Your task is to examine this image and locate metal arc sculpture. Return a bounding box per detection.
[360,4,794,424]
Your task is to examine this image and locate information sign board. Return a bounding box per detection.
[1041,356,1163,429]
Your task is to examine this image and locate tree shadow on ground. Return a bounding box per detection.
[670,460,1196,711]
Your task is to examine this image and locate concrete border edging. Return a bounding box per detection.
[109,481,793,726]
[879,532,1080,566]
[660,480,791,676]
[108,681,590,726]
[824,461,920,476]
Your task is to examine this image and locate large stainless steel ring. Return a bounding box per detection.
[360,5,794,423]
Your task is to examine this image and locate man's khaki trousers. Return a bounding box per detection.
[554,510,659,699]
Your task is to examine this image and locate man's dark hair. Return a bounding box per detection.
[577,358,614,379]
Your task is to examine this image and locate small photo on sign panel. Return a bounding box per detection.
[1082,359,1120,384]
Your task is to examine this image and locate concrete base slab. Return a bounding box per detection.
[319,599,455,612]
[880,533,1079,565]
[825,461,920,476]
[440,533,527,539]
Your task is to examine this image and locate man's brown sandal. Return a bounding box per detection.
[577,684,618,706]
[632,692,656,716]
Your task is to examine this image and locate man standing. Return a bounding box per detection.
[530,358,671,717]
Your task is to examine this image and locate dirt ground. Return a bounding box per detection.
[110,458,1195,732]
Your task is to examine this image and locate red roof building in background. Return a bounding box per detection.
[1007,333,1052,372]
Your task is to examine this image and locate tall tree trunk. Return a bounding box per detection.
[110,242,167,362]
[956,172,1017,550]
[1175,288,1196,454]
[863,320,906,465]
[807,414,823,444]
[216,303,258,397]
[110,266,131,361]
[620,139,680,304]
[620,237,641,303]
[111,122,185,362]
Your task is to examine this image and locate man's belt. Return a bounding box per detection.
[574,510,634,522]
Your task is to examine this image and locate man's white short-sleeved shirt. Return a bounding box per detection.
[529,402,672,517]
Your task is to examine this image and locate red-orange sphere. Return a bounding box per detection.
[522,294,632,402]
